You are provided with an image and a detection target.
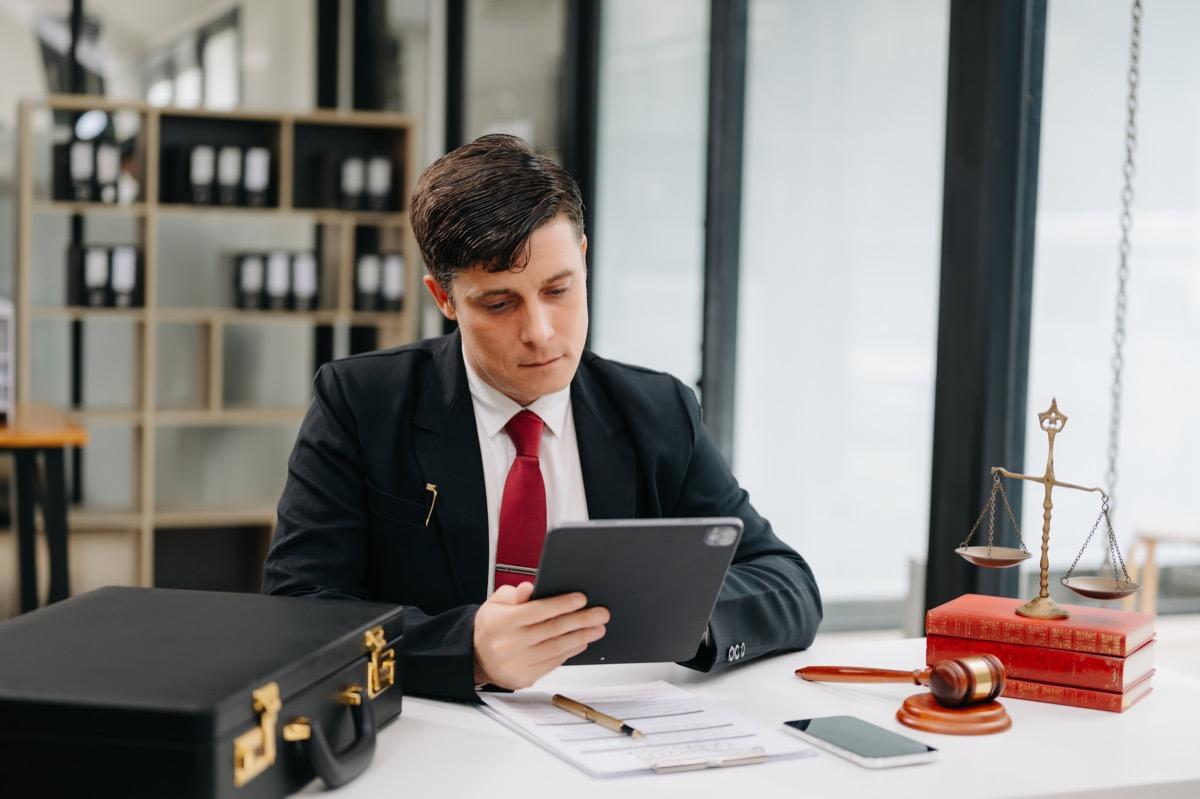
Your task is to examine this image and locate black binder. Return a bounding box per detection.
[0,586,404,799]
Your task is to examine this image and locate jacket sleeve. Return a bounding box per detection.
[669,381,823,672]
[262,363,479,701]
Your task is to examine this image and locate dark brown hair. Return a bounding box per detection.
[409,134,585,291]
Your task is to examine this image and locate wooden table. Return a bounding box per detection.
[0,403,88,612]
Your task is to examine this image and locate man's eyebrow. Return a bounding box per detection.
[541,269,574,286]
[469,270,576,301]
[472,287,516,301]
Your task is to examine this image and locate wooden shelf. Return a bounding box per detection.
[33,200,148,216]
[15,507,141,535]
[155,307,405,324]
[32,306,145,321]
[69,508,143,531]
[156,202,405,226]
[154,505,277,528]
[39,94,151,113]
[155,408,307,427]
[311,209,407,226]
[68,409,145,425]
[17,94,419,588]
[38,94,415,128]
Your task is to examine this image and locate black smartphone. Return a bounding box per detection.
[783,716,937,769]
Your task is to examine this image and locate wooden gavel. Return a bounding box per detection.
[796,654,1006,708]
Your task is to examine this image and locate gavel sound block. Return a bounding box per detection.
[796,655,1012,735]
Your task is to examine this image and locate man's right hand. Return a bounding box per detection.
[473,582,608,690]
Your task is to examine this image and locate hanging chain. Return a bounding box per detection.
[962,475,1027,554]
[963,477,999,550]
[1064,493,1133,585]
[1107,0,1142,518]
[994,479,1029,553]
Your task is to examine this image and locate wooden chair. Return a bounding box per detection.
[1123,531,1200,614]
[0,404,88,612]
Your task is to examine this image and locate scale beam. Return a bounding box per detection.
[991,467,1105,496]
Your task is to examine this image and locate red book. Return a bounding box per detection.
[926,634,1155,692]
[1003,670,1154,713]
[926,593,1155,656]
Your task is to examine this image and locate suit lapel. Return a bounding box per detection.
[413,331,489,605]
[571,356,637,520]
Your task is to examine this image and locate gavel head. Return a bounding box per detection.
[927,654,1006,708]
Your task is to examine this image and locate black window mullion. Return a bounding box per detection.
[925,0,1047,614]
[699,0,749,465]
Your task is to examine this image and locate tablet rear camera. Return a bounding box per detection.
[703,526,738,546]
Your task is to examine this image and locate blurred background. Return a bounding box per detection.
[0,0,1196,665]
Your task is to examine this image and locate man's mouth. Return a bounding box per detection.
[519,355,564,369]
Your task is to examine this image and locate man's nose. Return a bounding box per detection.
[520,300,554,345]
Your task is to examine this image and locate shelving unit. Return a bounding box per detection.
[14,94,421,588]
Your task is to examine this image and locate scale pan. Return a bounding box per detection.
[955,546,1031,568]
[1060,576,1140,600]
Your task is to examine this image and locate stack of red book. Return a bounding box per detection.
[926,593,1156,712]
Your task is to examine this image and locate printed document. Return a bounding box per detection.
[476,680,815,777]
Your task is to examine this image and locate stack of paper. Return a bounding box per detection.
[477,681,815,777]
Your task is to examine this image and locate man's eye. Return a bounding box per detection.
[547,287,568,297]
[486,301,511,312]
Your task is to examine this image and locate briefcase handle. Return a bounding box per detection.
[282,688,377,788]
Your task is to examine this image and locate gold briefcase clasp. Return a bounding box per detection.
[365,626,396,699]
[232,681,282,787]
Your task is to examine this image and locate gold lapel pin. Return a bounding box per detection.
[424,483,438,527]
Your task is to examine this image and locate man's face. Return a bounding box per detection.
[424,215,589,406]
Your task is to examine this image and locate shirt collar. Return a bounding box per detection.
[462,346,571,440]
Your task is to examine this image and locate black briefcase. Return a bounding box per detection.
[0,586,404,798]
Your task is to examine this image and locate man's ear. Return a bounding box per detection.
[423,274,457,320]
[579,233,588,267]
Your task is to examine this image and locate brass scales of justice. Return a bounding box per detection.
[956,399,1140,619]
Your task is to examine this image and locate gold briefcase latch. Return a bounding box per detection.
[232,681,282,788]
[365,625,396,699]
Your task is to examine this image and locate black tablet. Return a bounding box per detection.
[529,517,743,665]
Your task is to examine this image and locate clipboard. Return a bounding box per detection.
[529,517,743,665]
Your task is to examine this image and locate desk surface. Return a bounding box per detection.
[0,403,88,448]
[305,636,1200,799]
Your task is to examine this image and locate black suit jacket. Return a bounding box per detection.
[263,331,821,700]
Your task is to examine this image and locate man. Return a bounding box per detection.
[263,134,821,700]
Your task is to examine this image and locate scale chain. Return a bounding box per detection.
[1063,493,1132,584]
[1106,0,1141,519]
[961,474,1028,555]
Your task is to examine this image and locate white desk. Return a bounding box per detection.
[304,637,1200,798]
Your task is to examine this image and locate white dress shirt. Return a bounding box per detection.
[463,352,590,594]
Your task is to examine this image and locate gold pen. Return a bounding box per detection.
[551,694,646,739]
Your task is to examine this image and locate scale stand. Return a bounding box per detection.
[956,399,1139,619]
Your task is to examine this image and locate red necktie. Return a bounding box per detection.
[494,410,547,591]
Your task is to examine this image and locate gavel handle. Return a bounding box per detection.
[796,666,931,685]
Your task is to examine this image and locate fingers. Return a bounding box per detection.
[523,605,610,646]
[527,624,607,667]
[513,581,535,603]
[511,591,588,625]
[489,584,520,605]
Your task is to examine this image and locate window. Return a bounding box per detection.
[464,0,565,154]
[733,0,949,620]
[139,9,240,109]
[591,0,708,382]
[1027,0,1200,585]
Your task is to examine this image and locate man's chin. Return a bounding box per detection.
[511,359,577,401]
